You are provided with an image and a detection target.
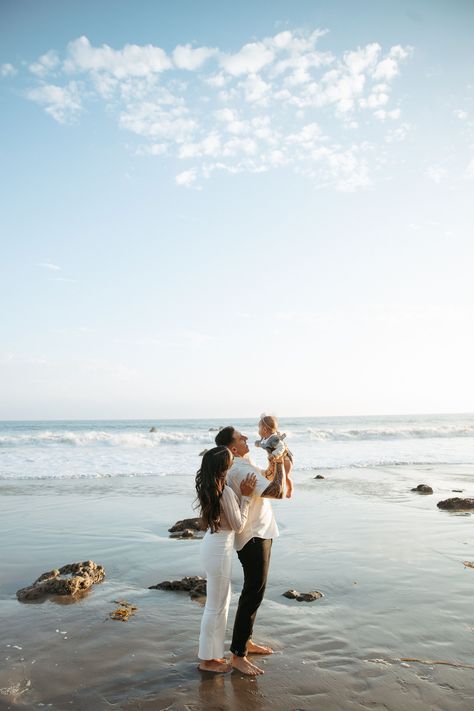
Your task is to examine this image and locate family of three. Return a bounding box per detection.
[194,415,293,676]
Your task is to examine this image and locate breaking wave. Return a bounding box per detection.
[302,425,474,442]
[0,430,212,448]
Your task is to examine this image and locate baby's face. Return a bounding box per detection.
[258,420,266,438]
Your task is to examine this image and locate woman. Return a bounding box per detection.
[195,445,256,672]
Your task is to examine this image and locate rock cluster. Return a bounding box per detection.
[282,589,323,602]
[168,518,203,539]
[149,576,206,600]
[437,497,474,510]
[16,560,105,602]
[169,517,202,533]
[314,475,325,480]
[411,484,433,494]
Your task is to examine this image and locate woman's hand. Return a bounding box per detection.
[240,473,257,496]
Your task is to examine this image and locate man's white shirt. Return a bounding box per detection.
[226,455,279,551]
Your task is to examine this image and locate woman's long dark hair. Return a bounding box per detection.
[195,446,232,533]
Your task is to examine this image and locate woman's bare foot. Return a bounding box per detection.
[246,640,274,655]
[231,654,264,675]
[198,658,231,673]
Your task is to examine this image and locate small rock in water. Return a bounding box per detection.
[149,426,158,433]
[437,497,474,510]
[168,518,202,533]
[169,528,200,539]
[452,489,464,493]
[282,589,323,602]
[149,576,207,600]
[314,475,325,480]
[410,484,433,494]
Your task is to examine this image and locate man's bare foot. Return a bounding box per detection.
[246,640,274,655]
[231,654,264,675]
[198,658,231,673]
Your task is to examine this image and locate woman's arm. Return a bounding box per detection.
[221,486,252,533]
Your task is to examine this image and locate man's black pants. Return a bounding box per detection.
[230,537,272,657]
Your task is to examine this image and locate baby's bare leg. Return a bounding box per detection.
[284,457,293,498]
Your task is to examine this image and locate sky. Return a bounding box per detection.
[0,0,473,419]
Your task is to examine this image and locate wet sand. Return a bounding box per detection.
[2,464,474,710]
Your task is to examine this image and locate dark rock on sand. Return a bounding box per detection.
[169,517,203,533]
[437,497,474,510]
[149,576,206,600]
[282,589,323,602]
[314,475,325,480]
[411,484,433,494]
[169,528,202,539]
[17,560,105,602]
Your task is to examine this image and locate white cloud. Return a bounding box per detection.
[26,82,82,123]
[287,122,324,145]
[119,101,196,142]
[18,29,413,190]
[385,122,410,142]
[239,73,271,103]
[1,63,16,77]
[29,50,60,77]
[220,41,275,76]
[37,261,61,271]
[204,73,227,88]
[175,168,197,187]
[344,43,381,74]
[64,36,172,78]
[172,44,217,70]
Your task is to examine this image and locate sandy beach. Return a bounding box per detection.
[2,461,474,710]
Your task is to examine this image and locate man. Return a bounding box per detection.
[215,425,291,676]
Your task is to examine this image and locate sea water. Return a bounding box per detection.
[1,413,474,482]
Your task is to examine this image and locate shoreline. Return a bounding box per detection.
[2,464,474,710]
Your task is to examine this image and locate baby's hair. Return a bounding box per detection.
[260,413,278,431]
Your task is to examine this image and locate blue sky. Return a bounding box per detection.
[1,0,473,419]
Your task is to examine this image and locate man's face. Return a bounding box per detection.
[230,430,249,457]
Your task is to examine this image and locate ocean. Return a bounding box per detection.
[1,413,474,481]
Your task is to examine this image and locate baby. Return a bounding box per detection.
[255,414,293,499]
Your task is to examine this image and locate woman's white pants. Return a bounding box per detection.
[198,529,234,660]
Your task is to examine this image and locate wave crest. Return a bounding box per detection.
[0,430,212,448]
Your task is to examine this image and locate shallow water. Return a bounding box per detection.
[2,464,474,709]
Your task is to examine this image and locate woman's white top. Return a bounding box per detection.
[226,456,279,551]
[218,485,251,533]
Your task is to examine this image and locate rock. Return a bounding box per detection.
[16,560,105,602]
[296,591,323,602]
[168,517,203,533]
[169,528,201,539]
[149,576,206,600]
[452,489,464,493]
[314,475,325,480]
[282,589,300,599]
[411,484,433,494]
[149,426,158,433]
[282,589,323,602]
[437,497,474,510]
